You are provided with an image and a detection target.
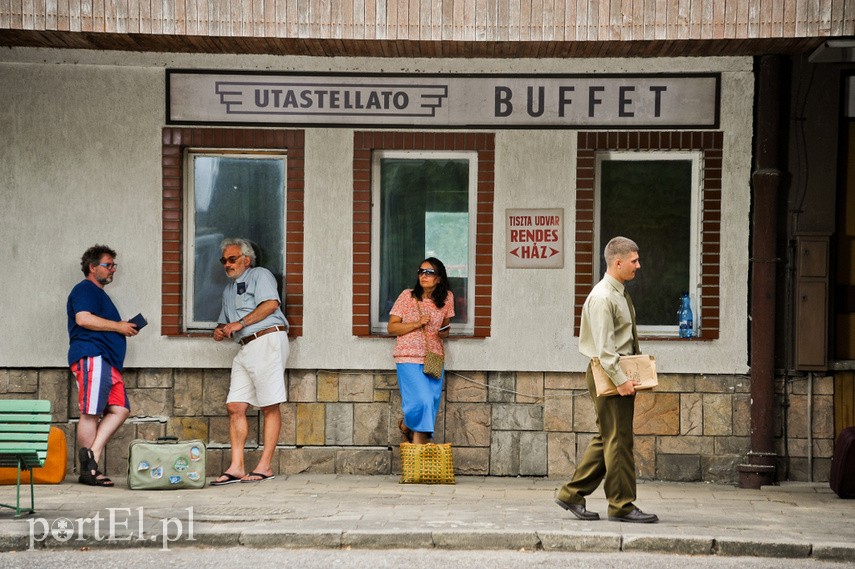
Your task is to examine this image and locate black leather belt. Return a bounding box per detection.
[239,325,287,346]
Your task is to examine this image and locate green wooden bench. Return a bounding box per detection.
[0,400,52,516]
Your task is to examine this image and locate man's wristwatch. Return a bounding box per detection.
[239,318,246,327]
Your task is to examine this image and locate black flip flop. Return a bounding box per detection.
[211,472,243,486]
[240,472,275,483]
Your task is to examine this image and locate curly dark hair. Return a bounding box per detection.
[80,244,117,276]
[410,257,450,309]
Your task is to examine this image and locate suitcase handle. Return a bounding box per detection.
[157,436,179,443]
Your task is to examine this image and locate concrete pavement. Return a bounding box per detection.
[0,475,853,561]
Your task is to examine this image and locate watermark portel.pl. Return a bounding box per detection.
[28,506,195,550]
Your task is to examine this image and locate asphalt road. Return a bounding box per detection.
[1,548,854,569]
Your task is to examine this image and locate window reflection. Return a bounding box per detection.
[187,154,286,328]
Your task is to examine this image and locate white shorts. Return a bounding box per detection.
[227,330,289,408]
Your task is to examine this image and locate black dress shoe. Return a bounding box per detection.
[608,508,659,523]
[555,499,600,521]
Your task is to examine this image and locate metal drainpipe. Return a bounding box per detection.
[808,372,813,482]
[738,55,784,489]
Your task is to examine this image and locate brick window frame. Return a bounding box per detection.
[574,131,722,339]
[161,127,304,338]
[352,131,495,338]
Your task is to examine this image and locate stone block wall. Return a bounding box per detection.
[0,367,838,484]
[773,373,836,482]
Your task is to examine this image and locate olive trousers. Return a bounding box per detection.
[556,363,638,517]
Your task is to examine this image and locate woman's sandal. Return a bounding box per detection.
[78,447,114,487]
[398,419,414,443]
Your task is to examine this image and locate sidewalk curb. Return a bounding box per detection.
[7,528,855,561]
[714,538,811,558]
[813,543,855,562]
[537,531,621,552]
[621,535,713,555]
[239,529,343,549]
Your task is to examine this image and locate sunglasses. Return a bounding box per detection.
[219,255,244,265]
[98,262,118,270]
[417,268,437,276]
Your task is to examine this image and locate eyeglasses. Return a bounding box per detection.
[219,255,244,265]
[417,268,437,276]
[98,263,118,270]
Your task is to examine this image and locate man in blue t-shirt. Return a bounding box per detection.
[67,244,139,486]
[211,237,289,486]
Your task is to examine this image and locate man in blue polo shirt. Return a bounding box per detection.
[211,237,289,486]
[67,244,139,486]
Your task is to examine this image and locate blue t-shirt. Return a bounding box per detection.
[217,266,288,343]
[67,279,127,370]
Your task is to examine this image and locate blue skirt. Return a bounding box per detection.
[396,363,444,436]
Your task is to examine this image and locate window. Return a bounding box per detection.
[574,131,722,340]
[595,152,701,336]
[371,151,477,335]
[184,151,287,330]
[352,131,495,338]
[161,128,305,337]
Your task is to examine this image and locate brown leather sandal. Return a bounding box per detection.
[398,419,413,443]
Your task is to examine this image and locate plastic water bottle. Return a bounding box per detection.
[678,293,694,338]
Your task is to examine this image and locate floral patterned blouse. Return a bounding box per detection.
[390,289,455,364]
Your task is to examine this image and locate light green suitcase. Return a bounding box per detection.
[127,437,206,490]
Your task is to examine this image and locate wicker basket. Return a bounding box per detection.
[400,442,455,484]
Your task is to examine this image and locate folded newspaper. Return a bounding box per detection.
[591,354,657,397]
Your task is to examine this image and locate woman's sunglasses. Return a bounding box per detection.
[417,268,437,276]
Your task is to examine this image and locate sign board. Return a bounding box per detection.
[167,70,720,129]
[506,208,564,269]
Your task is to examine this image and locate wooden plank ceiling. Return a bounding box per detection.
[1,1,853,57]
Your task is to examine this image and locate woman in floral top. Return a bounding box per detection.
[387,257,454,444]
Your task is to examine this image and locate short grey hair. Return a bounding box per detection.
[604,236,639,265]
[220,237,256,266]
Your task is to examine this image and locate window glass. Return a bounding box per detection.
[185,153,286,330]
[372,152,476,334]
[596,153,700,335]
